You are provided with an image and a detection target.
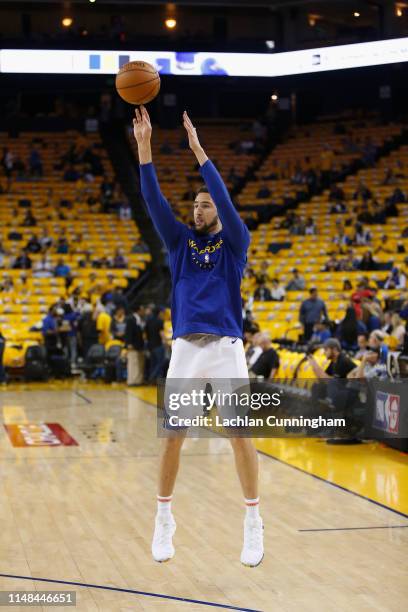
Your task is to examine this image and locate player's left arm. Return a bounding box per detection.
[183,111,250,258]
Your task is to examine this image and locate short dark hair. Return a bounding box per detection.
[196,186,209,197]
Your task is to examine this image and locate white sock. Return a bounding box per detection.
[157,495,172,518]
[245,497,260,520]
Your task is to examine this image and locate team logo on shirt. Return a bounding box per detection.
[189,238,223,270]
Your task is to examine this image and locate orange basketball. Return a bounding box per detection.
[115,61,161,105]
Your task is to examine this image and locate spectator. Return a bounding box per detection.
[353,223,371,246]
[308,338,356,379]
[42,305,59,354]
[353,181,372,201]
[355,333,369,359]
[26,234,42,254]
[146,308,166,382]
[33,254,53,278]
[39,228,53,251]
[254,281,272,302]
[56,236,69,254]
[305,217,317,235]
[348,348,387,380]
[270,278,285,301]
[336,307,367,351]
[54,258,71,278]
[323,256,340,272]
[110,306,127,341]
[310,320,332,345]
[256,184,271,199]
[119,199,132,221]
[22,210,37,227]
[286,268,306,291]
[250,333,280,380]
[13,250,32,269]
[111,248,128,269]
[384,267,406,290]
[299,288,328,341]
[389,313,406,346]
[368,330,389,365]
[96,305,112,346]
[245,326,262,369]
[358,251,377,271]
[342,279,353,291]
[125,304,145,386]
[63,305,79,367]
[77,302,98,358]
[363,302,382,333]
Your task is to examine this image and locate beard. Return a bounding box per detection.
[194,213,219,235]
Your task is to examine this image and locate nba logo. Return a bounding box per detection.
[373,391,400,434]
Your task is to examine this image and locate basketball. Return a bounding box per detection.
[115,61,160,105]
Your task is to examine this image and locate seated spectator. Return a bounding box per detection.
[308,338,356,381]
[250,333,280,380]
[22,210,37,227]
[347,347,387,379]
[353,223,371,246]
[388,187,406,205]
[286,268,305,291]
[13,249,32,269]
[39,229,54,251]
[337,306,367,351]
[333,229,350,247]
[323,256,340,272]
[305,217,316,235]
[63,164,80,182]
[338,251,357,272]
[119,200,132,221]
[353,181,372,201]
[355,333,369,359]
[368,329,389,364]
[33,254,53,278]
[54,258,71,278]
[329,184,345,202]
[256,184,271,199]
[389,313,406,346]
[384,267,406,290]
[270,278,285,301]
[381,168,395,186]
[111,247,128,269]
[362,302,382,333]
[56,236,70,254]
[310,320,331,345]
[26,234,42,254]
[342,279,353,291]
[358,251,377,271]
[254,281,272,301]
[330,200,347,214]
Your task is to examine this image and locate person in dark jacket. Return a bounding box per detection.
[336,307,367,351]
[125,305,145,385]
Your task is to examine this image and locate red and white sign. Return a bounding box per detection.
[4,423,78,447]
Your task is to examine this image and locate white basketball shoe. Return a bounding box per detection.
[152,514,176,562]
[240,516,264,567]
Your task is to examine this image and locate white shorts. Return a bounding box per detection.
[167,334,249,379]
[162,334,250,430]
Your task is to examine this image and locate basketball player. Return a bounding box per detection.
[133,106,263,567]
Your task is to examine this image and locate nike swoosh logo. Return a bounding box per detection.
[231,338,238,344]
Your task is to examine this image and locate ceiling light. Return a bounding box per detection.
[266,40,275,50]
[62,17,73,27]
[165,18,177,29]
[353,11,360,18]
[271,94,278,101]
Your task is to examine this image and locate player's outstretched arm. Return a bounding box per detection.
[134,106,182,249]
[133,106,152,164]
[183,111,249,258]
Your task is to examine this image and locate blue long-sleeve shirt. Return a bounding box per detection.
[140,159,250,339]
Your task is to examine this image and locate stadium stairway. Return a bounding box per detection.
[101,120,172,306]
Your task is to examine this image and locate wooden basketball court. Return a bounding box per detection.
[1,382,407,611]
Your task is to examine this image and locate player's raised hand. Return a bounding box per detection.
[183,111,201,152]
[133,105,152,145]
